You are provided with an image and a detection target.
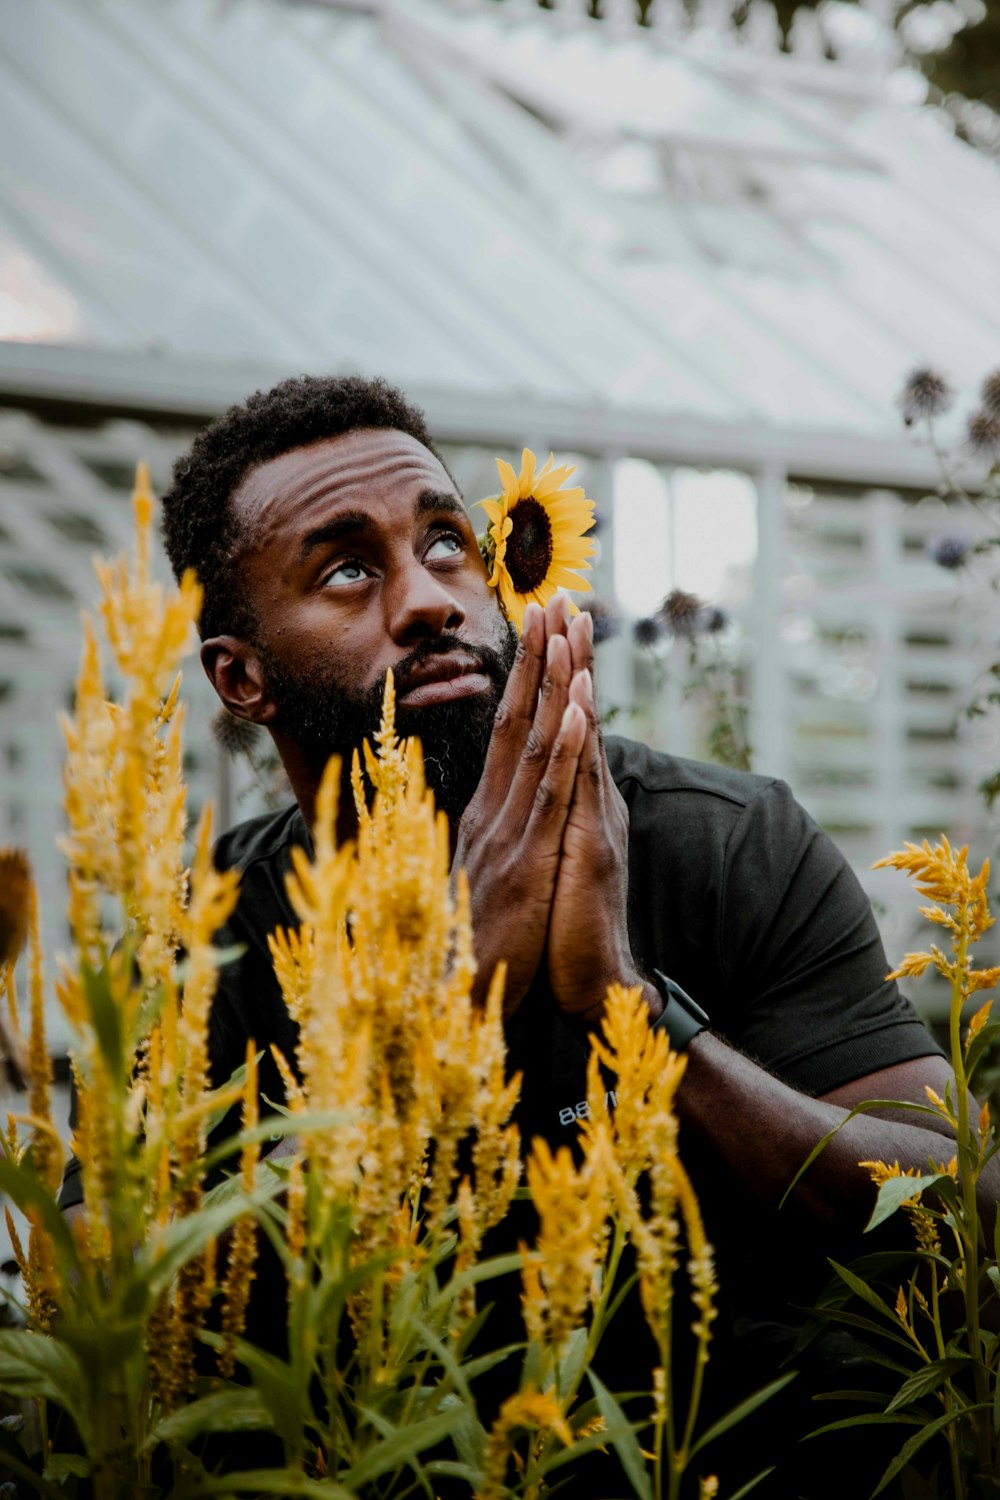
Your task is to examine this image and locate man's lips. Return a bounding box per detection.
[395,653,492,708]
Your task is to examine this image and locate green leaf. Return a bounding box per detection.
[138,1182,278,1298]
[586,1369,651,1500]
[963,1021,1000,1081]
[688,1374,797,1460]
[340,1406,466,1489]
[872,1404,990,1496]
[198,1334,307,1451]
[0,1331,92,1445]
[173,1472,352,1498]
[0,1160,79,1269]
[811,1306,919,1357]
[727,1469,777,1500]
[556,1326,588,1398]
[782,1102,950,1209]
[865,1174,947,1233]
[885,1357,970,1412]
[807,1413,923,1439]
[43,1453,91,1481]
[828,1261,904,1322]
[146,1388,272,1450]
[80,958,125,1083]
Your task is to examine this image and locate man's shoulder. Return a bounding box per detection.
[213,802,307,876]
[605,735,778,813]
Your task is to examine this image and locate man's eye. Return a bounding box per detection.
[325,560,368,586]
[426,534,462,560]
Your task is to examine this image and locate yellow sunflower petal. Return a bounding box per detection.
[549,568,593,591]
[496,459,520,504]
[518,449,537,498]
[479,497,504,524]
[534,466,578,498]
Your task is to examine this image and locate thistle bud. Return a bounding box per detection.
[898,367,954,425]
[967,409,1000,460]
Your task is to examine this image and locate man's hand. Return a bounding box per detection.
[546,612,654,1024]
[454,595,588,1017]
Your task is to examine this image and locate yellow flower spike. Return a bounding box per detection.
[24,877,60,1197]
[218,1041,261,1383]
[479,1387,573,1500]
[477,447,597,633]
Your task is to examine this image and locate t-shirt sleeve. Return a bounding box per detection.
[716,779,943,1095]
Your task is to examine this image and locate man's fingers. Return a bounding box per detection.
[568,667,605,814]
[545,590,571,642]
[568,607,594,677]
[507,630,572,822]
[525,700,587,846]
[478,601,545,794]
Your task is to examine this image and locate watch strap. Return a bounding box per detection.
[650,970,710,1051]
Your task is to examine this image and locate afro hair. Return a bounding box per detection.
[161,373,443,641]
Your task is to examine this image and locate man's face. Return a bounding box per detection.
[231,428,517,817]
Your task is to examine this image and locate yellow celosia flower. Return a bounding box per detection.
[874,838,994,944]
[218,1041,261,1383]
[478,448,596,633]
[522,1137,608,1351]
[269,676,521,1358]
[479,1387,573,1500]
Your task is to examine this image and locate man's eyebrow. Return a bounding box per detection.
[298,491,469,563]
[415,489,469,522]
[299,511,373,562]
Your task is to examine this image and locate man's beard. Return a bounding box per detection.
[259,629,518,821]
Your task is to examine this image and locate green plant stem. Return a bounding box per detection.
[950,935,991,1475]
[522,1217,629,1499]
[929,1273,966,1500]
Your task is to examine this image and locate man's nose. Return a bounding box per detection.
[387,561,465,642]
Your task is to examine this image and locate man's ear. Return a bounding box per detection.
[201,636,277,725]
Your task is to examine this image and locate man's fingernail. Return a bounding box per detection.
[547,634,559,665]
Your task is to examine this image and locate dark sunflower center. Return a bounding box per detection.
[505,497,553,594]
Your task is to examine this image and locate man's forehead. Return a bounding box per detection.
[232,428,461,536]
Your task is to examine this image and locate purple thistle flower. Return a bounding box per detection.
[967,409,1000,460]
[926,534,971,571]
[633,615,664,648]
[898,367,954,426]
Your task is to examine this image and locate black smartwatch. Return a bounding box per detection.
[650,971,710,1051]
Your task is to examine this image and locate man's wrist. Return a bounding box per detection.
[650,971,710,1052]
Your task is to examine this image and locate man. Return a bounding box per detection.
[62,374,969,1490]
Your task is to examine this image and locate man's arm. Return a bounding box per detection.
[678,1041,1000,1233]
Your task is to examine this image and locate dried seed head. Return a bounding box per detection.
[211,707,262,759]
[926,533,971,571]
[0,849,32,966]
[980,369,1000,420]
[967,409,1000,459]
[632,615,663,648]
[661,588,705,640]
[898,367,954,425]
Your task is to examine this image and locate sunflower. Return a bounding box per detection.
[478,449,597,633]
